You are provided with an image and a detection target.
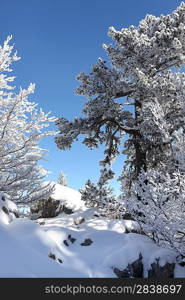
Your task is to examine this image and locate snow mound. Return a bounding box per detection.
[50,183,86,212]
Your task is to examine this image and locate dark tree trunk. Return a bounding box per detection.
[133,100,147,208]
[134,137,147,175]
[134,100,147,175]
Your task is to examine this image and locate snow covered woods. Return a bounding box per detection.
[0,36,55,203]
[55,3,185,258]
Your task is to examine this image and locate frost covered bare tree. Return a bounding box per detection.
[57,171,68,186]
[56,3,185,256]
[0,36,55,203]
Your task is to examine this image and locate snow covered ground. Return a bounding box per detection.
[0,185,185,278]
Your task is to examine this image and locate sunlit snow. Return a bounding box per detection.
[0,186,184,278]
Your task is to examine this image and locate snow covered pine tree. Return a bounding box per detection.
[80,168,115,209]
[56,3,185,259]
[0,36,55,204]
[80,167,125,218]
[57,171,68,186]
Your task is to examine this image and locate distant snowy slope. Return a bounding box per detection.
[49,183,86,211]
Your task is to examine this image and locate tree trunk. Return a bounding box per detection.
[134,100,146,175]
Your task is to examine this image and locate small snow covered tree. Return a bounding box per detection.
[80,167,115,208]
[80,167,124,218]
[57,171,67,186]
[56,3,185,256]
[0,36,55,203]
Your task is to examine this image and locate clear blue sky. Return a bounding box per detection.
[0,0,181,193]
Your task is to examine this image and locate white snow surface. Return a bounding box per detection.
[49,182,86,211]
[0,185,184,278]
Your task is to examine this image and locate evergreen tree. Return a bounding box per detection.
[80,167,115,208]
[57,171,68,186]
[80,167,124,218]
[55,3,185,257]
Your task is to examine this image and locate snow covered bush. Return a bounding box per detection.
[55,3,185,257]
[30,197,62,219]
[0,36,55,203]
[123,169,185,257]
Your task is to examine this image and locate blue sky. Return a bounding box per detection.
[0,0,181,193]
